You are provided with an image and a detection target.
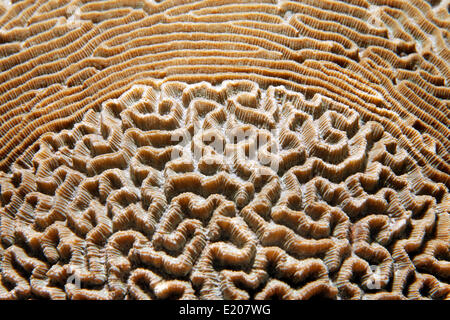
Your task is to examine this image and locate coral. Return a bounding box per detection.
[0,0,448,300]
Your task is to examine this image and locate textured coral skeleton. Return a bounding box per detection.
[0,0,449,300]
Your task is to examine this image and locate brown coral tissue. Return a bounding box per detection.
[0,0,448,301]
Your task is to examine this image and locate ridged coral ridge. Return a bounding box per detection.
[0,0,449,300]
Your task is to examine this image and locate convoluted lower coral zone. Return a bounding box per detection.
[0,0,449,300]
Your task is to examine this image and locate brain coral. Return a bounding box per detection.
[0,0,448,300]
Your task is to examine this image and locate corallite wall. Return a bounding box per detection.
[0,0,448,300]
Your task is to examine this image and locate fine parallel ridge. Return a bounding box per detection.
[0,0,448,300]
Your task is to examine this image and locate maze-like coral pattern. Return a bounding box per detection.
[0,81,448,300]
[0,0,449,300]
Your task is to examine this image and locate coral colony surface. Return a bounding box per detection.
[0,0,448,300]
